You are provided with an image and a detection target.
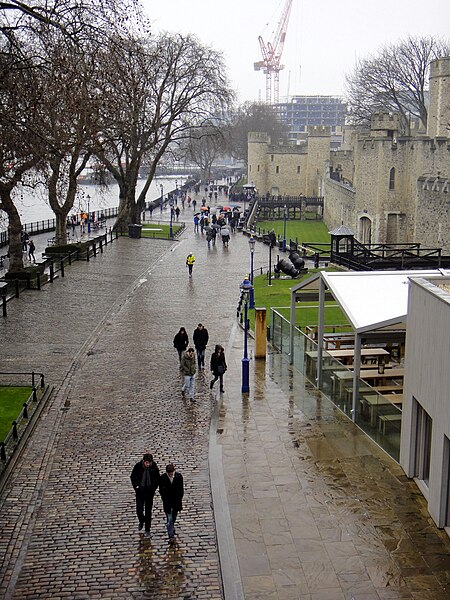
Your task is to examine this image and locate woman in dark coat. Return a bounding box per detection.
[173,327,189,361]
[210,344,227,393]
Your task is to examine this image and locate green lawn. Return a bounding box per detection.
[254,219,330,246]
[140,224,182,238]
[249,268,350,330]
[0,387,32,442]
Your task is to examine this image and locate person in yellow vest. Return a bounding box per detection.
[186,253,195,276]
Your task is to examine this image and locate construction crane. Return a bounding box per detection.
[254,0,293,105]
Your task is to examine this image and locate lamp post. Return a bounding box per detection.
[249,236,255,309]
[282,204,287,252]
[240,275,253,394]
[160,184,164,212]
[169,198,174,238]
[87,194,91,234]
[268,242,273,286]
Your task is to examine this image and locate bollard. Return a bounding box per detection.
[32,387,37,402]
[99,239,103,253]
[68,251,72,265]
[23,403,28,419]
[86,246,90,261]
[15,279,19,298]
[12,421,18,440]
[32,371,35,387]
[50,260,54,282]
[40,373,45,388]
[60,258,65,277]
[36,272,40,290]
[93,242,97,257]
[0,442,5,461]
[2,292,6,318]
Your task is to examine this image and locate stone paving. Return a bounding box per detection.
[2,198,450,599]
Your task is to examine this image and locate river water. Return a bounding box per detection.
[0,175,190,230]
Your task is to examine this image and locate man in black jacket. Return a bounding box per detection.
[159,463,184,545]
[130,453,160,538]
[193,323,209,369]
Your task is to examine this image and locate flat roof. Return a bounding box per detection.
[292,270,450,333]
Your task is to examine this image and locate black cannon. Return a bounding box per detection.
[274,258,299,278]
[288,251,305,270]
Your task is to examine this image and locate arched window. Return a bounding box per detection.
[389,167,395,190]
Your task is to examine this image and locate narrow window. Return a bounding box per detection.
[271,155,274,162]
[249,165,252,173]
[297,166,300,174]
[389,167,395,190]
[257,165,260,172]
[276,166,279,174]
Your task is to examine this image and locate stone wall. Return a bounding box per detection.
[414,178,450,253]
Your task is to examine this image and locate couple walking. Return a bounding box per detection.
[179,344,227,400]
[130,454,184,545]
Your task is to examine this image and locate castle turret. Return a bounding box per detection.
[305,126,330,196]
[247,132,270,194]
[427,56,450,139]
[370,112,399,139]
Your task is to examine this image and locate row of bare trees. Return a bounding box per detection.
[1,1,234,272]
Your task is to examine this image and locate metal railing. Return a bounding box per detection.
[0,230,116,317]
[0,371,47,471]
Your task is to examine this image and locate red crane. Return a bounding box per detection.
[254,0,293,104]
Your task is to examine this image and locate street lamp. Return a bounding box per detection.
[87,194,91,234]
[169,198,174,238]
[160,184,164,212]
[282,204,287,252]
[240,275,253,394]
[249,236,256,309]
[268,242,273,286]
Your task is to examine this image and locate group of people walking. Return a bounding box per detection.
[173,324,227,401]
[130,454,183,545]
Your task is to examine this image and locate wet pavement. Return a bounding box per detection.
[1,196,450,599]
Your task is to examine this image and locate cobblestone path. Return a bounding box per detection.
[0,217,249,599]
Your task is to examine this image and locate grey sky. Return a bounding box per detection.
[143,0,449,103]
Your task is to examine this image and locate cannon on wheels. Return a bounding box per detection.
[274,258,299,278]
[288,251,305,270]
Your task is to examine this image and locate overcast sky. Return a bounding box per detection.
[142,0,449,103]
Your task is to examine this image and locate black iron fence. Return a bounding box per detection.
[0,371,48,474]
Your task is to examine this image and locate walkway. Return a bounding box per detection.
[1,201,450,599]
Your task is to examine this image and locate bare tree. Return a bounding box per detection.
[181,127,227,183]
[94,32,234,228]
[345,36,450,133]
[227,101,288,161]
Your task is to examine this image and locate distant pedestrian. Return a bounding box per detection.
[130,453,160,538]
[21,230,29,251]
[210,344,227,393]
[192,199,197,211]
[186,253,195,276]
[193,323,209,369]
[175,207,180,221]
[221,225,230,247]
[193,215,199,232]
[180,347,196,401]
[159,463,184,546]
[27,238,36,263]
[173,327,189,362]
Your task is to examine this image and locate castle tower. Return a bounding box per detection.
[247,132,270,194]
[305,126,330,196]
[427,56,450,138]
[370,112,399,139]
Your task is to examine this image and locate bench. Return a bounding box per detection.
[378,413,402,434]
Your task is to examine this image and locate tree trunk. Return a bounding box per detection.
[0,189,25,272]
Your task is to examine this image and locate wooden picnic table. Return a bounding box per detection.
[362,393,403,427]
[305,347,390,376]
[333,367,405,397]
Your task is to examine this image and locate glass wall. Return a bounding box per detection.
[271,309,401,461]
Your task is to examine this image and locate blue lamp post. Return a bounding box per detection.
[240,275,253,394]
[249,236,255,309]
[169,198,174,238]
[87,194,91,234]
[282,204,287,251]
